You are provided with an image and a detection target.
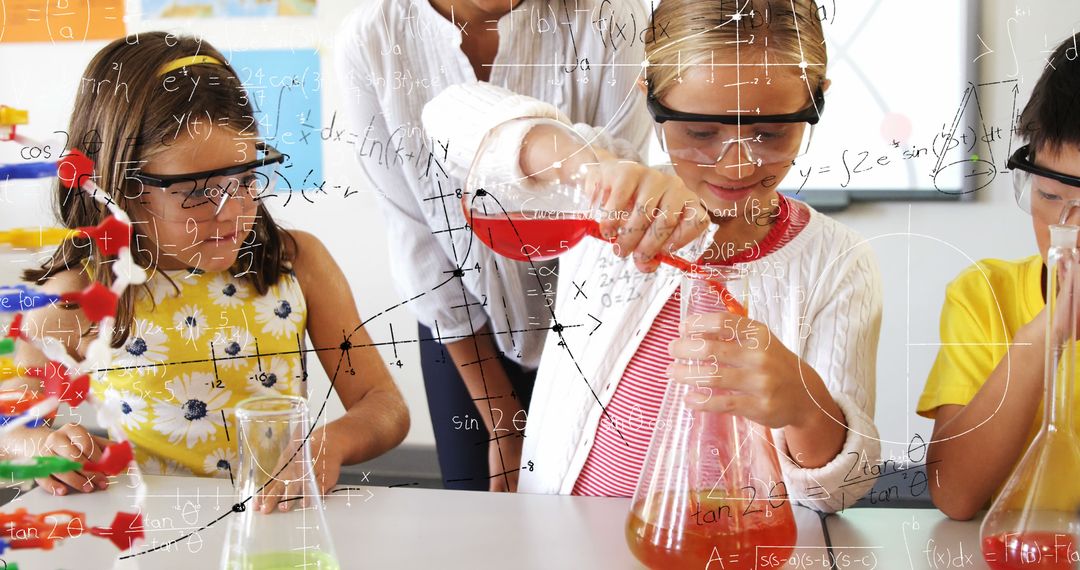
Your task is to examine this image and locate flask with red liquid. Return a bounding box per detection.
[626,268,797,570]
[463,118,745,315]
[463,117,604,262]
[980,224,1080,570]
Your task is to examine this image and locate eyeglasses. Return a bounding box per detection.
[1010,144,1080,221]
[130,142,285,222]
[648,84,825,168]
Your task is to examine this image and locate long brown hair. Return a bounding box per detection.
[24,32,297,348]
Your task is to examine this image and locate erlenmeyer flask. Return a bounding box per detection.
[626,268,797,570]
[222,396,340,570]
[980,224,1080,570]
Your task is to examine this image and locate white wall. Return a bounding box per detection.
[2,0,1079,459]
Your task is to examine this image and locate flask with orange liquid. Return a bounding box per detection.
[980,223,1080,570]
[625,268,797,570]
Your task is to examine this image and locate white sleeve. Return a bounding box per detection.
[422,83,644,183]
[774,241,883,513]
[334,26,488,339]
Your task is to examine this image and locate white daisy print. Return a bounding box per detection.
[145,272,182,303]
[115,319,169,374]
[208,274,248,308]
[254,288,302,338]
[152,373,231,448]
[102,387,149,431]
[214,327,255,370]
[173,305,207,344]
[246,356,296,395]
[203,447,238,479]
[141,455,192,476]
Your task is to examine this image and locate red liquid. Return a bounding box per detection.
[626,495,797,570]
[983,531,1079,570]
[469,213,593,262]
[468,212,747,315]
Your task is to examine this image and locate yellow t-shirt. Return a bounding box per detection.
[91,267,307,477]
[918,255,1044,418]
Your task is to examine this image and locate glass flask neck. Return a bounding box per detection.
[1044,224,1080,432]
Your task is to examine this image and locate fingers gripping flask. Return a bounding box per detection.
[625,268,797,570]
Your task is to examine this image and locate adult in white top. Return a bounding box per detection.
[423,0,883,514]
[334,0,653,491]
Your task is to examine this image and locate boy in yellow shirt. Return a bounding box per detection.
[920,33,1080,520]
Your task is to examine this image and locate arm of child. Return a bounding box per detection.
[925,303,1046,521]
[5,269,114,494]
[278,230,409,506]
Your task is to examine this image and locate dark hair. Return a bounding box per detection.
[23,32,297,348]
[1019,33,1080,156]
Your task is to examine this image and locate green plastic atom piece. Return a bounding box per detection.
[0,456,83,480]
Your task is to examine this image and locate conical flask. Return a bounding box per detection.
[626,268,797,570]
[980,224,1080,570]
[222,395,339,570]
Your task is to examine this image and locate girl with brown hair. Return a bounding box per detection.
[6,32,409,512]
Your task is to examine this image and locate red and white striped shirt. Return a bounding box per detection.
[572,195,811,497]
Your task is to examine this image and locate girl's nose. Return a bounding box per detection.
[714,137,758,180]
[214,192,246,221]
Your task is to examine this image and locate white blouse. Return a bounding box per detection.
[423,81,884,512]
[334,0,653,368]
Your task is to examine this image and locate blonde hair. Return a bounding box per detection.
[645,0,828,100]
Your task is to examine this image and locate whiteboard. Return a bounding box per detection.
[778,0,984,208]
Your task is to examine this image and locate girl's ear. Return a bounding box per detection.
[636,76,648,95]
[822,78,832,93]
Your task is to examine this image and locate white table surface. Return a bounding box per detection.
[826,508,988,570]
[2,474,830,569]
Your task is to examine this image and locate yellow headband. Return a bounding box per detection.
[157,55,223,77]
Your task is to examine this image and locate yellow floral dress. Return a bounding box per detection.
[91,267,307,478]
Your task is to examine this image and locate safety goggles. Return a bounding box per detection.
[1010,144,1080,222]
[648,84,825,168]
[130,142,284,222]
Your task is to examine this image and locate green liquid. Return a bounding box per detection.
[230,551,340,570]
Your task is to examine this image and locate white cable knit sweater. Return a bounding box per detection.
[423,83,884,512]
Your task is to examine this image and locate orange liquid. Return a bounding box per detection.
[983,531,1079,570]
[626,495,797,570]
[468,213,593,262]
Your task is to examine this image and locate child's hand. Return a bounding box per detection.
[667,312,822,429]
[37,423,113,495]
[255,433,342,514]
[584,158,711,273]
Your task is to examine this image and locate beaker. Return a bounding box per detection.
[222,395,340,570]
[626,267,797,569]
[980,224,1080,570]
